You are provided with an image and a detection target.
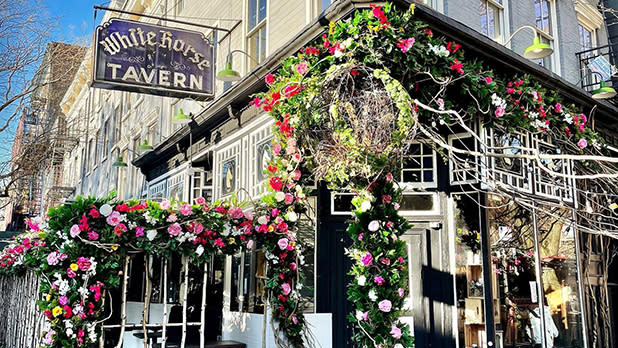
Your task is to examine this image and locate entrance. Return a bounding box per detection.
[402,224,455,348]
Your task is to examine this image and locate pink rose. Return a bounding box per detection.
[396,38,415,52]
[265,73,275,85]
[284,193,294,205]
[46,252,59,265]
[390,325,402,339]
[160,200,171,210]
[106,211,121,226]
[398,288,405,297]
[70,224,81,238]
[291,315,298,324]
[135,226,145,238]
[195,196,206,205]
[361,253,373,266]
[296,62,308,75]
[378,299,392,312]
[59,296,68,306]
[577,138,587,149]
[485,76,493,84]
[374,276,385,285]
[179,204,193,216]
[88,231,99,241]
[382,195,391,204]
[168,223,182,237]
[555,103,562,113]
[282,282,291,295]
[272,143,282,155]
[278,238,289,250]
[495,107,505,118]
[67,268,76,278]
[386,172,393,182]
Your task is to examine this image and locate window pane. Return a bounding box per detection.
[258,0,266,23]
[260,26,267,62]
[248,0,257,30]
[400,194,434,211]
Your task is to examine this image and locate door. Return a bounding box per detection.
[402,224,455,348]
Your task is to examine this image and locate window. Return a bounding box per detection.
[449,133,478,184]
[320,0,337,11]
[191,170,213,203]
[131,137,141,198]
[480,0,506,42]
[88,138,95,170]
[117,148,128,199]
[94,130,100,163]
[534,0,555,70]
[400,142,437,189]
[174,0,184,16]
[114,106,121,144]
[102,119,110,158]
[247,0,267,70]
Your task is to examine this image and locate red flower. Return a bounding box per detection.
[424,28,433,37]
[446,41,462,53]
[270,177,283,191]
[265,73,275,85]
[88,207,101,218]
[284,84,300,98]
[250,97,261,107]
[115,203,129,212]
[369,4,390,26]
[450,59,464,75]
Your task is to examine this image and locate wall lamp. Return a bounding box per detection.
[590,71,617,99]
[172,108,193,125]
[503,25,553,60]
[216,50,259,82]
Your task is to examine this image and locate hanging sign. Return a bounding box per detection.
[92,18,215,99]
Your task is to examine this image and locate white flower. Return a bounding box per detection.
[196,245,204,256]
[286,211,298,222]
[563,113,573,124]
[221,223,232,236]
[99,204,113,217]
[146,229,157,241]
[394,344,404,348]
[428,43,449,57]
[257,216,268,225]
[275,191,286,202]
[357,275,366,286]
[78,286,89,298]
[355,310,364,321]
[368,289,377,302]
[402,297,413,311]
[359,200,371,212]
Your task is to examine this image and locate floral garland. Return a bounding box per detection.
[0,189,309,347]
[250,3,604,347]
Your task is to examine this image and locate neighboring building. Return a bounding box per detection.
[3,42,85,231]
[56,0,618,348]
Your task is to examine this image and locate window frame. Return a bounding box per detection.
[534,0,560,74]
[479,0,507,43]
[246,0,268,72]
[400,141,438,190]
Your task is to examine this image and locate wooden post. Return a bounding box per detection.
[114,255,131,348]
[199,262,208,348]
[180,257,189,348]
[161,258,169,348]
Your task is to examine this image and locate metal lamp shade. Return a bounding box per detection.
[216,61,241,82]
[523,37,553,60]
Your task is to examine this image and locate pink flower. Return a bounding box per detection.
[555,103,562,113]
[577,138,588,149]
[296,62,309,75]
[282,282,291,295]
[228,207,244,219]
[495,107,505,118]
[290,262,297,271]
[88,231,99,241]
[114,223,127,236]
[46,252,59,265]
[581,114,588,123]
[160,200,171,210]
[485,76,493,84]
[135,226,145,238]
[179,204,192,216]
[70,224,81,238]
[278,238,289,250]
[378,299,392,312]
[398,288,405,297]
[59,296,69,306]
[167,213,178,222]
[382,195,391,204]
[214,238,225,247]
[106,211,121,226]
[292,169,302,181]
[246,240,254,249]
[265,73,275,85]
[77,257,91,271]
[374,276,385,285]
[168,223,182,237]
[393,203,400,210]
[368,220,380,232]
[67,268,76,278]
[358,233,364,241]
[390,325,402,339]
[362,311,369,321]
[291,315,298,324]
[272,143,282,155]
[195,196,206,205]
[361,253,373,266]
[386,172,393,182]
[396,38,415,52]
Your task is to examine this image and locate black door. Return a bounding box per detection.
[403,225,455,348]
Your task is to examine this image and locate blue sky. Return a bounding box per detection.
[0,1,101,163]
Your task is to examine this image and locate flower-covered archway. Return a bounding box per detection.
[2,3,618,348]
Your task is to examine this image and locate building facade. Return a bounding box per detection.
[54,0,618,348]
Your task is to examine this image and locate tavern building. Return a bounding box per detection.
[34,0,618,347]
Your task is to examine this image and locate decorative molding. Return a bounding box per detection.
[575,1,604,30]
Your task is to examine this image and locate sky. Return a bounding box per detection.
[0,0,101,164]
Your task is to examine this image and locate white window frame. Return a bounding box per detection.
[534,0,560,74]
[448,132,478,185]
[400,141,438,190]
[480,0,509,43]
[245,0,268,72]
[249,120,274,198]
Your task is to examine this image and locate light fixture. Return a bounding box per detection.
[216,49,260,82]
[590,71,617,99]
[503,25,553,60]
[112,156,128,167]
[137,139,153,152]
[172,108,192,124]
